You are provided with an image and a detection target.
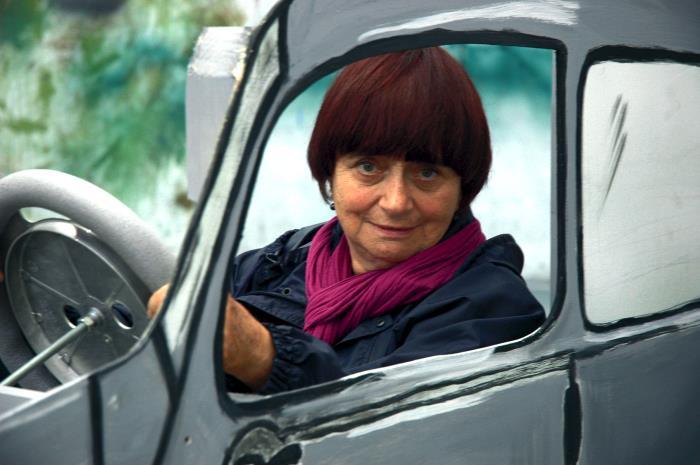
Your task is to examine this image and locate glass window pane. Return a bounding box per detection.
[582,61,700,324]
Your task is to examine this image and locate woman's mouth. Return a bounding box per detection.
[372,223,415,238]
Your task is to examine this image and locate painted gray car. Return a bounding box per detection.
[1,0,699,463]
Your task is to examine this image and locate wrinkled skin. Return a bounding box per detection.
[148,286,275,389]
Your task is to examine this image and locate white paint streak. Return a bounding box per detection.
[344,393,492,438]
[343,372,560,439]
[359,0,580,42]
[188,28,250,78]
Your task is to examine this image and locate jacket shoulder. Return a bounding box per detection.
[281,223,323,253]
[230,223,322,294]
[459,234,525,275]
[426,234,542,317]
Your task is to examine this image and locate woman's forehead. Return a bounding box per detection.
[336,148,445,164]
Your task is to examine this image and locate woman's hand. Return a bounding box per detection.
[222,296,275,389]
[146,285,275,390]
[147,284,170,319]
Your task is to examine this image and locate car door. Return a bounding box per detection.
[160,2,698,464]
[576,46,700,465]
[154,2,576,464]
[3,1,698,465]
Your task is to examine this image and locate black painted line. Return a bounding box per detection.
[221,419,282,465]
[145,326,179,465]
[609,94,622,124]
[278,353,572,440]
[225,356,569,455]
[151,325,177,401]
[563,356,582,465]
[88,376,105,465]
[576,323,695,360]
[287,363,567,441]
[602,103,627,206]
[277,0,291,76]
[224,372,382,416]
[535,40,569,333]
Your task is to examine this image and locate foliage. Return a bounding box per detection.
[0,0,244,208]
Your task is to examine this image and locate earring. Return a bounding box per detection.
[330,202,336,211]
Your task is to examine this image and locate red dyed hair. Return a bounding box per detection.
[307,47,491,210]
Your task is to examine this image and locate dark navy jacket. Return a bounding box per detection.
[229,223,545,394]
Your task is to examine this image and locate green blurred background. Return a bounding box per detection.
[0,0,246,248]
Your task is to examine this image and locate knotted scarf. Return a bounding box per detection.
[304,216,486,345]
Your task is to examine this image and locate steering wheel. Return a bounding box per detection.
[0,170,175,389]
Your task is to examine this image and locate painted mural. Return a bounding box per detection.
[0,0,244,249]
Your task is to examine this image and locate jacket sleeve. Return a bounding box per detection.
[229,229,298,296]
[228,226,341,394]
[257,324,345,395]
[255,262,544,394]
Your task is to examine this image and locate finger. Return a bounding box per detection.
[147,284,170,319]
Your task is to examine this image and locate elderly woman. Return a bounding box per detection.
[150,47,545,394]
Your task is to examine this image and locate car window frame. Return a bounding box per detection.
[217,30,568,408]
[577,46,700,332]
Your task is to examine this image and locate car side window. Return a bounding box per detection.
[582,59,700,324]
[240,44,554,311]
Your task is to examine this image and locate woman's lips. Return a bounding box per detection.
[372,223,415,238]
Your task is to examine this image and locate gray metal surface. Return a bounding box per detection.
[155,0,700,463]
[300,371,568,465]
[0,169,174,292]
[1,1,699,464]
[186,27,252,203]
[0,237,59,391]
[578,322,700,465]
[582,61,700,323]
[0,381,94,465]
[95,341,171,465]
[4,220,149,382]
[0,308,100,387]
[0,386,42,414]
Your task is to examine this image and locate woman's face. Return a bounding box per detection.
[331,153,462,274]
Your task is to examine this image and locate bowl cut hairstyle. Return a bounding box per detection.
[307,46,492,211]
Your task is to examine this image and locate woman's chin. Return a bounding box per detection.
[349,238,428,273]
[365,248,417,270]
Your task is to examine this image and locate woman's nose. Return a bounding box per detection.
[378,172,413,214]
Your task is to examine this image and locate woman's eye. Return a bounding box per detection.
[358,162,377,174]
[418,167,438,180]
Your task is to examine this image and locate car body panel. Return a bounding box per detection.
[1,0,699,463]
[578,321,700,465]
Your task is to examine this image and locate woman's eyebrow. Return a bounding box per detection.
[345,153,378,161]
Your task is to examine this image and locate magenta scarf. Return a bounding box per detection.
[304,216,486,345]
